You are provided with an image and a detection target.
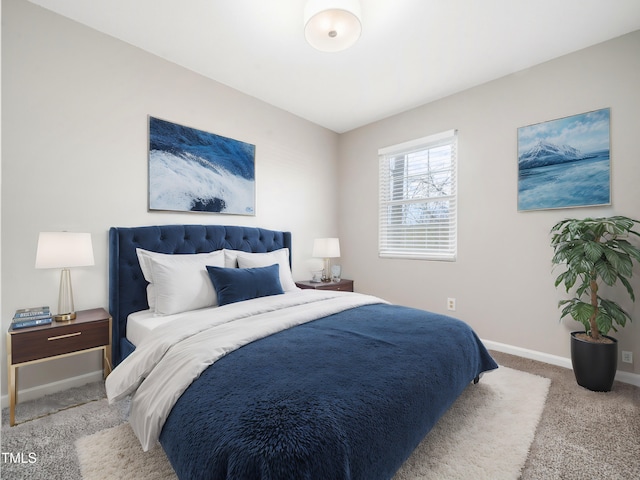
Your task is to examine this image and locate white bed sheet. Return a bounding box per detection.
[126,307,217,346]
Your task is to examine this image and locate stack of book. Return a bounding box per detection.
[11,306,52,329]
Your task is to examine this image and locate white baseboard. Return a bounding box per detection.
[613,370,640,388]
[1,370,104,410]
[483,339,640,388]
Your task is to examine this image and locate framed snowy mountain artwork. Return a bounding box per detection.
[517,108,610,211]
[148,116,255,215]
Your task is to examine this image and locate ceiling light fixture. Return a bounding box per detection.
[304,0,362,52]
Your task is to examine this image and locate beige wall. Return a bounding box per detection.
[337,31,640,377]
[1,0,340,400]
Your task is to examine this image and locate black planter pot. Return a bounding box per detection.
[570,331,618,392]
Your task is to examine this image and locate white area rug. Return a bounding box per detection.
[76,366,550,480]
[393,366,550,480]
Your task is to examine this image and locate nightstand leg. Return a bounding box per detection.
[9,364,17,427]
[102,346,112,378]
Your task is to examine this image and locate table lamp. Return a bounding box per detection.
[312,238,340,282]
[35,232,95,321]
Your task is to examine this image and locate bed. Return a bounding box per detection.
[106,224,497,480]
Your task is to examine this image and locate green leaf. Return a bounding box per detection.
[575,279,591,298]
[596,310,613,335]
[558,299,591,331]
[595,260,617,286]
[562,270,577,290]
[617,240,640,262]
[572,301,595,323]
[620,276,636,302]
[554,271,567,288]
[584,241,604,262]
[603,247,620,268]
[600,298,632,325]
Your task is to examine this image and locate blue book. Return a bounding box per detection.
[11,316,53,329]
[13,312,52,321]
[14,306,50,318]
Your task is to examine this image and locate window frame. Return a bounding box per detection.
[378,129,458,261]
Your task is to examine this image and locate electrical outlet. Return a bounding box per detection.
[447,298,456,311]
[622,351,633,364]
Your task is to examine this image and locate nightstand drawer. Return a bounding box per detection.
[10,319,109,364]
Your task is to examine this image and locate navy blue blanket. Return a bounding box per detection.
[159,303,497,480]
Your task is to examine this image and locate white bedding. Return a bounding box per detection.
[126,307,217,347]
[126,310,165,346]
[106,290,386,451]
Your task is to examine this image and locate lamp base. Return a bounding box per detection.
[322,258,331,282]
[56,268,76,322]
[54,312,76,322]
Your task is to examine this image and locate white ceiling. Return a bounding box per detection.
[28,0,640,133]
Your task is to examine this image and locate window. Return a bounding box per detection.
[378,130,457,261]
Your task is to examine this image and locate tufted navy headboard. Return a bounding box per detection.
[109,224,292,365]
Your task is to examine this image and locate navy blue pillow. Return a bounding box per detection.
[206,264,284,306]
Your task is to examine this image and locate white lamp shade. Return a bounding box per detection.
[312,238,341,258]
[35,232,95,269]
[304,0,362,52]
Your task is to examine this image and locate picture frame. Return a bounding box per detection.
[517,108,610,211]
[148,116,256,215]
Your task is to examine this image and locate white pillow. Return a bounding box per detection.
[136,248,163,309]
[136,248,225,315]
[223,249,241,268]
[235,248,299,292]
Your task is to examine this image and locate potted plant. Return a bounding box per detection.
[550,215,640,391]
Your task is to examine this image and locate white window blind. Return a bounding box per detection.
[378,130,457,261]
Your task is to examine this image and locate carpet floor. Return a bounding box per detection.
[490,351,640,480]
[1,383,128,480]
[2,351,639,479]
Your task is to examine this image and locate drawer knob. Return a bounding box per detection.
[48,332,82,341]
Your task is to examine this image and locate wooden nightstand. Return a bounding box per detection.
[296,279,354,292]
[6,307,112,426]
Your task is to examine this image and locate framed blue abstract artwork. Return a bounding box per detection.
[148,116,255,215]
[517,108,611,211]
